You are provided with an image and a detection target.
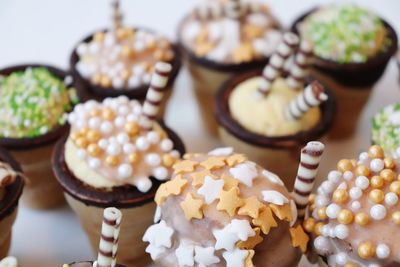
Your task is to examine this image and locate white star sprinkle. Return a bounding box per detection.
[229,162,258,187]
[262,190,289,205]
[208,147,234,156]
[143,220,174,248]
[175,242,195,267]
[194,246,220,266]
[262,169,284,186]
[213,226,240,251]
[153,206,162,223]
[223,248,249,267]
[145,243,166,260]
[229,219,255,241]
[198,176,225,204]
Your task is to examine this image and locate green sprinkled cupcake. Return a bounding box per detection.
[372,103,400,158]
[0,67,78,138]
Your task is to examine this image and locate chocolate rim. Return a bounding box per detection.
[52,120,185,208]
[67,261,125,267]
[0,146,24,221]
[215,70,336,149]
[69,27,182,101]
[176,14,282,72]
[0,64,70,150]
[290,8,398,88]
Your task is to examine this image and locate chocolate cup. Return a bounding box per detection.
[52,120,185,208]
[291,8,398,87]
[69,27,182,102]
[66,261,125,267]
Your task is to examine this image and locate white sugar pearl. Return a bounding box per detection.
[370,158,384,173]
[315,196,329,207]
[355,176,369,190]
[118,106,129,116]
[77,149,86,159]
[326,204,341,219]
[100,121,113,134]
[132,65,145,76]
[142,73,152,84]
[117,133,129,144]
[118,164,133,179]
[349,187,362,199]
[153,167,169,181]
[76,119,87,129]
[134,40,145,52]
[98,139,108,149]
[334,224,349,239]
[104,33,116,47]
[136,137,150,151]
[117,95,129,104]
[114,116,126,128]
[128,76,141,88]
[369,264,381,267]
[385,192,398,206]
[321,181,335,194]
[88,117,101,129]
[396,147,400,158]
[359,152,369,161]
[376,243,390,259]
[147,131,160,143]
[88,42,100,54]
[132,104,142,115]
[107,143,121,156]
[112,77,124,89]
[84,100,97,110]
[351,201,361,211]
[136,177,152,193]
[126,114,138,122]
[321,225,330,237]
[328,171,341,183]
[335,252,347,265]
[88,158,100,169]
[160,139,173,152]
[146,153,161,166]
[370,204,387,220]
[76,43,88,56]
[343,171,354,181]
[123,143,136,154]
[170,150,180,159]
[328,228,336,238]
[68,113,77,124]
[313,236,331,254]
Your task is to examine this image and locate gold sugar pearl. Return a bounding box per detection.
[309,203,316,212]
[302,218,315,233]
[390,181,400,195]
[162,154,175,168]
[314,222,324,236]
[154,49,165,61]
[369,189,384,203]
[125,122,140,136]
[90,108,101,117]
[370,175,384,188]
[337,209,354,224]
[384,158,395,169]
[392,211,400,225]
[309,194,316,204]
[163,50,174,61]
[147,39,156,50]
[333,189,349,204]
[357,241,376,259]
[93,32,105,42]
[355,165,370,177]
[92,73,102,84]
[75,137,89,148]
[87,130,101,143]
[102,108,115,120]
[381,169,395,182]
[337,159,353,173]
[344,262,358,267]
[121,45,134,58]
[100,75,112,87]
[317,207,328,220]
[87,144,102,157]
[106,156,119,166]
[368,145,384,159]
[128,153,139,164]
[350,159,357,167]
[71,132,81,141]
[116,28,128,40]
[120,69,131,81]
[80,127,89,135]
[355,212,369,226]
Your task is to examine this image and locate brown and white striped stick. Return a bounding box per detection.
[194,2,224,20]
[293,141,325,218]
[285,81,327,120]
[139,62,172,130]
[225,0,243,19]
[93,207,122,267]
[111,0,123,30]
[286,39,313,89]
[258,32,299,95]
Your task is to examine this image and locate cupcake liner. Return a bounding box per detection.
[0,209,16,259]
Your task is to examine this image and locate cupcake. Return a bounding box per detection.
[292,4,398,139]
[306,145,400,266]
[0,148,24,259]
[63,263,124,267]
[0,64,77,209]
[177,0,282,134]
[216,33,335,188]
[0,256,18,267]
[53,63,185,265]
[70,0,181,118]
[143,141,326,266]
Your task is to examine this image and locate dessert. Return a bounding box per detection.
[0,148,24,259]
[215,33,335,187]
[307,145,400,266]
[53,62,185,266]
[143,141,325,266]
[70,0,181,118]
[177,0,282,134]
[0,64,77,209]
[0,257,17,267]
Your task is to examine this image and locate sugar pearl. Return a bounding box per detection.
[328,171,342,183]
[118,105,129,116]
[358,241,376,259]
[369,145,384,159]
[376,244,390,259]
[114,116,126,128]
[107,143,121,156]
[126,114,138,122]
[343,171,354,181]
[88,117,101,129]
[117,164,133,179]
[100,121,113,134]
[370,159,384,172]
[77,149,86,159]
[334,224,349,239]
[321,181,335,195]
[370,204,387,220]
[136,177,152,193]
[385,192,398,206]
[146,153,161,166]
[98,139,108,149]
[314,236,331,254]
[136,137,150,151]
[315,196,329,207]
[392,211,400,225]
[88,158,100,169]
[321,225,330,237]
[359,152,369,162]
[326,203,341,219]
[351,201,361,211]
[116,133,129,144]
[349,187,362,199]
[112,77,124,89]
[123,143,136,154]
[76,43,88,56]
[338,159,352,173]
[128,76,141,88]
[335,252,348,265]
[355,212,369,226]
[355,176,370,190]
[333,189,348,204]
[368,264,381,267]
[147,131,160,143]
[153,166,169,181]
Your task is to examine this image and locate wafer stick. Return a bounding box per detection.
[225,0,243,19]
[286,39,313,89]
[194,2,224,20]
[111,0,123,30]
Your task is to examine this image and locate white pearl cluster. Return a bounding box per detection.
[68,96,180,193]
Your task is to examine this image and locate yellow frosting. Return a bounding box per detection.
[229,77,321,137]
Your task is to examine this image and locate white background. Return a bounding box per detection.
[0,0,399,266]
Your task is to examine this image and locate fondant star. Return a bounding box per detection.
[245,250,255,267]
[229,162,258,187]
[229,219,255,241]
[222,173,239,190]
[217,187,244,217]
[226,154,247,166]
[191,170,215,187]
[155,183,169,205]
[198,176,225,204]
[262,190,289,206]
[174,160,198,173]
[213,225,240,251]
[237,228,263,249]
[175,242,194,267]
[262,169,284,186]
[180,193,204,220]
[252,206,277,234]
[238,196,265,218]
[289,225,309,253]
[142,220,174,248]
[208,147,234,156]
[222,248,249,267]
[200,156,226,170]
[194,246,220,266]
[145,243,166,260]
[154,206,162,223]
[167,174,188,195]
[270,203,293,222]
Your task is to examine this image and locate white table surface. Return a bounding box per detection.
[0,0,399,266]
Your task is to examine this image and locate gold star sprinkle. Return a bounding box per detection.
[155,183,169,206]
[222,173,239,190]
[200,157,226,170]
[226,154,247,166]
[190,170,216,187]
[289,225,309,253]
[180,193,204,220]
[173,160,198,174]
[270,204,293,222]
[238,196,265,219]
[167,175,188,196]
[244,250,255,267]
[237,228,263,250]
[252,207,277,235]
[217,187,244,217]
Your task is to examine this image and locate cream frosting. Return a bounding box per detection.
[0,257,17,267]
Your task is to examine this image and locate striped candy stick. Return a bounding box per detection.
[94,207,122,267]
[286,39,313,89]
[285,81,328,120]
[293,141,325,218]
[139,62,172,130]
[225,0,243,19]
[194,2,224,20]
[258,32,300,95]
[111,0,123,30]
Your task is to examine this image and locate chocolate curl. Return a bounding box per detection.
[139,62,172,130]
[285,81,328,120]
[111,0,123,30]
[258,32,299,95]
[94,207,122,267]
[286,39,313,89]
[225,0,243,19]
[293,141,325,218]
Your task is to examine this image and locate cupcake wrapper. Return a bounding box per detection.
[0,208,17,259]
